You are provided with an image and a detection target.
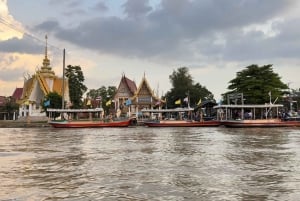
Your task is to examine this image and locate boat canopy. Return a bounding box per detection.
[214,104,283,109]
[214,104,284,121]
[47,108,103,113]
[141,107,194,113]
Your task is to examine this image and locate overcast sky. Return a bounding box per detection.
[1,0,299,100]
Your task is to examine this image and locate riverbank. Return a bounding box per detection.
[0,120,50,128]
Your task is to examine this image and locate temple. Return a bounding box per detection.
[18,35,70,118]
[113,73,164,119]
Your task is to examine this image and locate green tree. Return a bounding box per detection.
[86,86,117,114]
[4,97,19,113]
[42,92,62,118]
[165,67,215,108]
[65,65,88,108]
[224,64,288,104]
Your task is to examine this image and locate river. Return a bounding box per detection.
[0,127,300,200]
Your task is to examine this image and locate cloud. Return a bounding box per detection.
[0,35,43,54]
[92,2,108,12]
[122,0,152,18]
[29,0,296,65]
[33,20,60,33]
[4,0,299,67]
[0,53,41,82]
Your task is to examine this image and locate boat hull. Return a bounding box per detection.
[49,119,131,128]
[144,120,220,127]
[221,119,300,128]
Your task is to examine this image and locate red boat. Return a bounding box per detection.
[49,119,132,128]
[47,108,132,128]
[144,120,220,127]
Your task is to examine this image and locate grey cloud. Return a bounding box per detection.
[0,35,43,54]
[123,0,152,18]
[31,0,300,63]
[92,2,108,12]
[33,20,60,33]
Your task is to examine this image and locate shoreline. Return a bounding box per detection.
[0,120,50,128]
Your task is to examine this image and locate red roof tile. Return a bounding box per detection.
[12,88,23,100]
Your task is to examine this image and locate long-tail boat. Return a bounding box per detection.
[141,108,220,127]
[214,104,300,128]
[47,108,132,128]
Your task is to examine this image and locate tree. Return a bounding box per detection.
[165,67,215,108]
[86,86,117,114]
[65,65,88,108]
[224,64,288,104]
[42,92,62,118]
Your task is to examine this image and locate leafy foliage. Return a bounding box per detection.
[165,67,215,108]
[65,65,88,108]
[224,64,288,104]
[86,86,117,114]
[42,92,62,118]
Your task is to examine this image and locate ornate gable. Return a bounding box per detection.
[132,76,160,104]
[115,74,137,98]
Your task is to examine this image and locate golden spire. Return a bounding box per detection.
[45,35,48,59]
[40,34,54,77]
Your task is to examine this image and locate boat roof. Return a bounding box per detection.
[214,104,283,109]
[141,107,194,113]
[47,108,103,113]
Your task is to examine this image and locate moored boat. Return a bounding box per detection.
[142,108,220,127]
[48,119,132,128]
[214,104,300,128]
[47,108,132,128]
[144,119,220,127]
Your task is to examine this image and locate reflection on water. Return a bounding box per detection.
[1,127,300,200]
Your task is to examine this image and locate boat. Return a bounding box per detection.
[143,119,220,127]
[48,119,132,128]
[214,104,300,128]
[141,108,220,127]
[47,108,132,128]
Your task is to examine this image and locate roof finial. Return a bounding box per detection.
[40,34,54,77]
[45,34,48,59]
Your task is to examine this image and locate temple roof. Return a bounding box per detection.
[11,88,23,100]
[122,75,137,94]
[132,76,160,102]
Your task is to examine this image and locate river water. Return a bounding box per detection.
[0,126,300,201]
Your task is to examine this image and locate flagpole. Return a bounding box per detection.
[62,49,65,109]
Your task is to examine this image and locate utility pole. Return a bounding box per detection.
[62,49,65,109]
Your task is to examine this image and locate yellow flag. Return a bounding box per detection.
[86,99,91,106]
[106,100,111,106]
[175,99,181,105]
[24,100,30,105]
[197,98,202,105]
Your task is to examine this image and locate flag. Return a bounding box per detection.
[44,100,50,107]
[183,96,189,103]
[125,99,132,106]
[24,100,30,105]
[175,99,181,105]
[106,100,111,106]
[197,98,202,106]
[86,99,91,106]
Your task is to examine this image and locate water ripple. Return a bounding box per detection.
[0,127,300,200]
